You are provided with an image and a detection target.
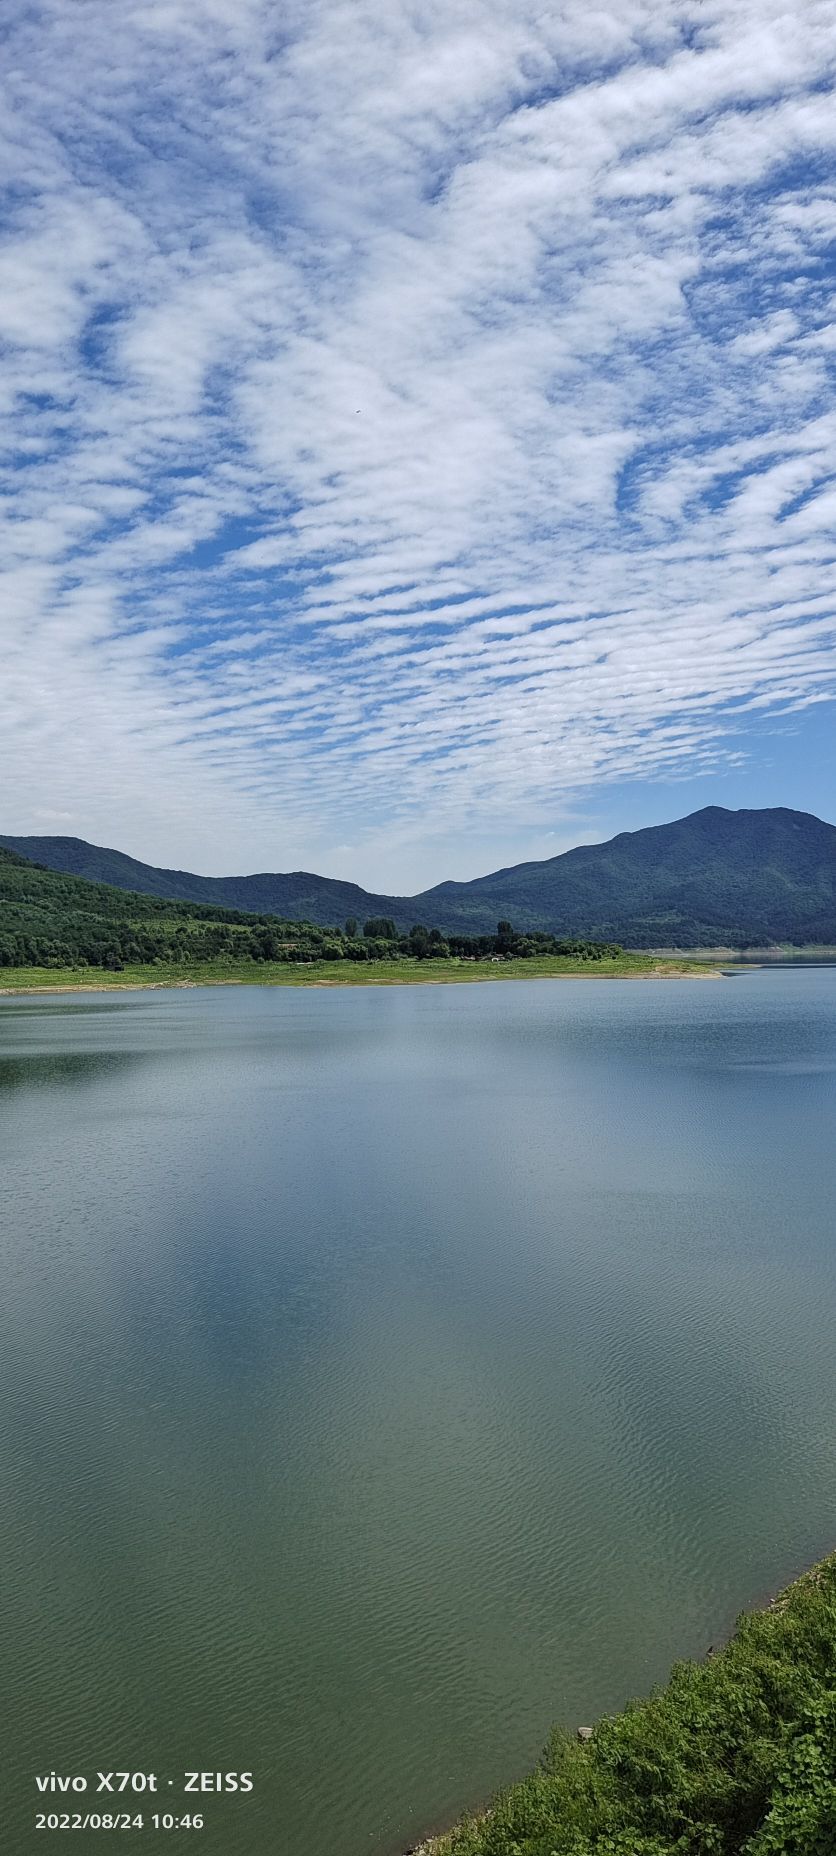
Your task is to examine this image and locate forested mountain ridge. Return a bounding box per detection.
[3,805,835,947]
[0,834,397,920]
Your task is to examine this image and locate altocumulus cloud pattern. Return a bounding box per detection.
[2,0,835,885]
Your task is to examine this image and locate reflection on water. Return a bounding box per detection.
[2,973,836,1856]
[0,1050,146,1090]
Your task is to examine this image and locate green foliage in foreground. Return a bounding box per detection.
[435,1556,836,1856]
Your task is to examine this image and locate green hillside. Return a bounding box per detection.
[0,845,341,969]
[4,807,835,945]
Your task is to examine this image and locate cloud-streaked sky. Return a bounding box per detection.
[2,0,835,889]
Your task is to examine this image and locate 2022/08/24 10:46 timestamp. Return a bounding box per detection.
[34,1771,255,1831]
[35,1812,205,1830]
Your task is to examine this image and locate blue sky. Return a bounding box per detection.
[1,0,835,890]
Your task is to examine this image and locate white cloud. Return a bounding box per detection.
[0,0,834,887]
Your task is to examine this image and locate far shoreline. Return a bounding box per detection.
[0,955,728,997]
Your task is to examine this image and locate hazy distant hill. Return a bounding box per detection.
[4,806,836,946]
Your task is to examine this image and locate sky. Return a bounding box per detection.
[1,0,835,891]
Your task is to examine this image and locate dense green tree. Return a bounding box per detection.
[363,917,398,939]
[496,918,518,953]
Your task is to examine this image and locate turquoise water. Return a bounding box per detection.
[2,973,836,1854]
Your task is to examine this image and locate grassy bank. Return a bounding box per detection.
[0,953,720,993]
[420,1553,836,1856]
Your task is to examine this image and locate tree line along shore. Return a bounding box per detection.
[406,1550,836,1856]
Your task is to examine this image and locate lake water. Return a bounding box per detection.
[2,973,836,1855]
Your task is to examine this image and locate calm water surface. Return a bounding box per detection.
[2,974,836,1854]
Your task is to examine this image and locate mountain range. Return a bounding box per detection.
[3,805,835,946]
